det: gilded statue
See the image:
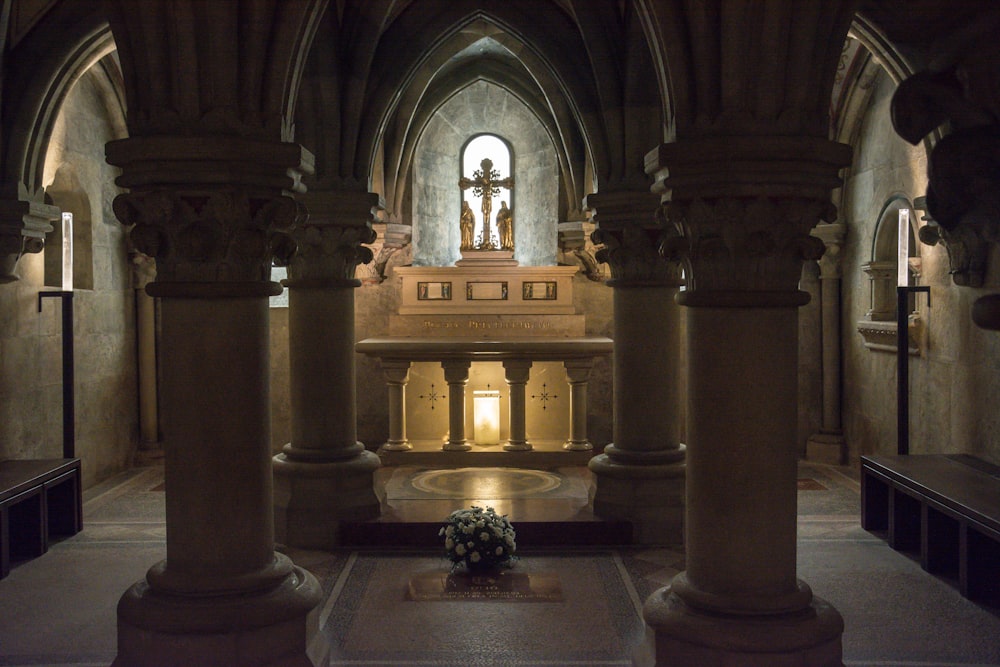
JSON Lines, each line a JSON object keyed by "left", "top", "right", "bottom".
{"left": 460, "top": 200, "right": 475, "bottom": 250}
{"left": 459, "top": 157, "right": 514, "bottom": 250}
{"left": 496, "top": 201, "right": 513, "bottom": 250}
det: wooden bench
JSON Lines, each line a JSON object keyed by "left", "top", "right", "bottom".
{"left": 861, "top": 454, "right": 1000, "bottom": 602}
{"left": 0, "top": 459, "right": 82, "bottom": 579}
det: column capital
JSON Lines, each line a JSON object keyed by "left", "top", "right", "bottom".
{"left": 646, "top": 136, "right": 850, "bottom": 307}
{"left": 502, "top": 358, "right": 532, "bottom": 384}
{"left": 588, "top": 190, "right": 684, "bottom": 287}
{"left": 284, "top": 190, "right": 379, "bottom": 286}
{"left": 379, "top": 358, "right": 411, "bottom": 384}
{"left": 564, "top": 358, "right": 594, "bottom": 383}
{"left": 442, "top": 359, "right": 471, "bottom": 383}
{"left": 107, "top": 137, "right": 313, "bottom": 296}
{"left": 0, "top": 195, "right": 60, "bottom": 282}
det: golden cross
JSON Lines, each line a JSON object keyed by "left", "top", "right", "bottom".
{"left": 459, "top": 158, "right": 514, "bottom": 250}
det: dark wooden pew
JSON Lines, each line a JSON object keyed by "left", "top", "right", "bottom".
{"left": 0, "top": 458, "right": 82, "bottom": 578}
{"left": 861, "top": 454, "right": 1000, "bottom": 602}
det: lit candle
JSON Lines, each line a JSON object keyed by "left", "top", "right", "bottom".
{"left": 897, "top": 208, "right": 909, "bottom": 287}
{"left": 473, "top": 390, "right": 500, "bottom": 445}
{"left": 61, "top": 212, "right": 73, "bottom": 291}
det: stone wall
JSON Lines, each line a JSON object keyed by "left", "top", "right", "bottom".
{"left": 411, "top": 80, "right": 558, "bottom": 267}
{"left": 0, "top": 68, "right": 137, "bottom": 487}
{"left": 841, "top": 69, "right": 1000, "bottom": 467}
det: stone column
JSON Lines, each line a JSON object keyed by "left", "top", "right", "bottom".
{"left": 502, "top": 359, "right": 532, "bottom": 451}
{"left": 807, "top": 223, "right": 847, "bottom": 465}
{"left": 442, "top": 359, "right": 471, "bottom": 451}
{"left": 273, "top": 190, "right": 381, "bottom": 549}
{"left": 104, "top": 2, "right": 327, "bottom": 663}
{"left": 642, "top": 145, "right": 851, "bottom": 666}
{"left": 586, "top": 190, "right": 686, "bottom": 544}
{"left": 380, "top": 360, "right": 412, "bottom": 451}
{"left": 562, "top": 359, "right": 594, "bottom": 451}
{"left": 132, "top": 253, "right": 162, "bottom": 463}
{"left": 635, "top": 2, "right": 857, "bottom": 663}
{"left": 107, "top": 139, "right": 321, "bottom": 667}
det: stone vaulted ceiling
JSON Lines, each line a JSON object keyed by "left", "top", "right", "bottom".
{"left": 293, "top": 0, "right": 662, "bottom": 222}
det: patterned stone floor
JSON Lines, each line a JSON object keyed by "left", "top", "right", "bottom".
{"left": 0, "top": 461, "right": 998, "bottom": 666}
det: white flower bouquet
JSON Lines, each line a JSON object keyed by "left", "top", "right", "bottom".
{"left": 439, "top": 505, "right": 517, "bottom": 571}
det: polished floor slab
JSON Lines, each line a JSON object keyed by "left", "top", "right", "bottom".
{"left": 0, "top": 461, "right": 998, "bottom": 666}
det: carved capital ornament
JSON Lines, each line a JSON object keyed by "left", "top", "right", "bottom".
{"left": 593, "top": 222, "right": 684, "bottom": 287}
{"left": 114, "top": 188, "right": 303, "bottom": 295}
{"left": 664, "top": 196, "right": 829, "bottom": 307}
{"left": 285, "top": 222, "right": 377, "bottom": 286}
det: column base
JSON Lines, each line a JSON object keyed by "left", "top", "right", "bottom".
{"left": 589, "top": 452, "right": 685, "bottom": 545}
{"left": 563, "top": 439, "right": 592, "bottom": 451}
{"left": 381, "top": 439, "right": 412, "bottom": 452}
{"left": 805, "top": 432, "right": 845, "bottom": 466}
{"left": 643, "top": 584, "right": 844, "bottom": 667}
{"left": 114, "top": 562, "right": 323, "bottom": 667}
{"left": 273, "top": 450, "right": 381, "bottom": 549}
{"left": 442, "top": 441, "right": 472, "bottom": 452}
{"left": 503, "top": 440, "right": 532, "bottom": 451}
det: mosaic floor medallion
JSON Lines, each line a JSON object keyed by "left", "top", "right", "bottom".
{"left": 410, "top": 467, "right": 563, "bottom": 499}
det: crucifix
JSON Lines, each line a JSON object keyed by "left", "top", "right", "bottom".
{"left": 459, "top": 157, "right": 514, "bottom": 250}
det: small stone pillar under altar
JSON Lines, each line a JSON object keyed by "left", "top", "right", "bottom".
{"left": 358, "top": 253, "right": 611, "bottom": 467}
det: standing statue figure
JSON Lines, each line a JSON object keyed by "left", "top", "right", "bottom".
{"left": 496, "top": 201, "right": 513, "bottom": 250}
{"left": 459, "top": 157, "right": 514, "bottom": 250}
{"left": 460, "top": 200, "right": 475, "bottom": 250}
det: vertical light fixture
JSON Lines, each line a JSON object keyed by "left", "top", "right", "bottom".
{"left": 897, "top": 208, "right": 909, "bottom": 287}
{"left": 473, "top": 390, "right": 500, "bottom": 445}
{"left": 61, "top": 212, "right": 73, "bottom": 291}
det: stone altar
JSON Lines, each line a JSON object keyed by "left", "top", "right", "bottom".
{"left": 361, "top": 258, "right": 610, "bottom": 460}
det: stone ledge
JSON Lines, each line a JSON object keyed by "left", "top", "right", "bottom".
{"left": 856, "top": 317, "right": 921, "bottom": 355}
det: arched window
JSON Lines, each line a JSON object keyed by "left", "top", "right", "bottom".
{"left": 460, "top": 134, "right": 513, "bottom": 251}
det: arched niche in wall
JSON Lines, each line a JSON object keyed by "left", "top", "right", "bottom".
{"left": 857, "top": 194, "right": 922, "bottom": 353}
{"left": 410, "top": 81, "right": 558, "bottom": 268}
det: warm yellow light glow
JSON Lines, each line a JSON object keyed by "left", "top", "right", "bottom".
{"left": 473, "top": 390, "right": 500, "bottom": 445}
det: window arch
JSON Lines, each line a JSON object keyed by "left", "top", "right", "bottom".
{"left": 460, "top": 134, "right": 513, "bottom": 250}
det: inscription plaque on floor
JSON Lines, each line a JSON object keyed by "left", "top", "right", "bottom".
{"left": 407, "top": 570, "right": 562, "bottom": 602}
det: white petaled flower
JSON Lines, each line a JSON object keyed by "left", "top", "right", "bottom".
{"left": 442, "top": 505, "right": 516, "bottom": 569}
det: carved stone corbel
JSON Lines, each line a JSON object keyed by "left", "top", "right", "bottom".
{"left": 890, "top": 10, "right": 1000, "bottom": 327}
{"left": 914, "top": 196, "right": 987, "bottom": 288}
{"left": 0, "top": 194, "right": 60, "bottom": 283}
